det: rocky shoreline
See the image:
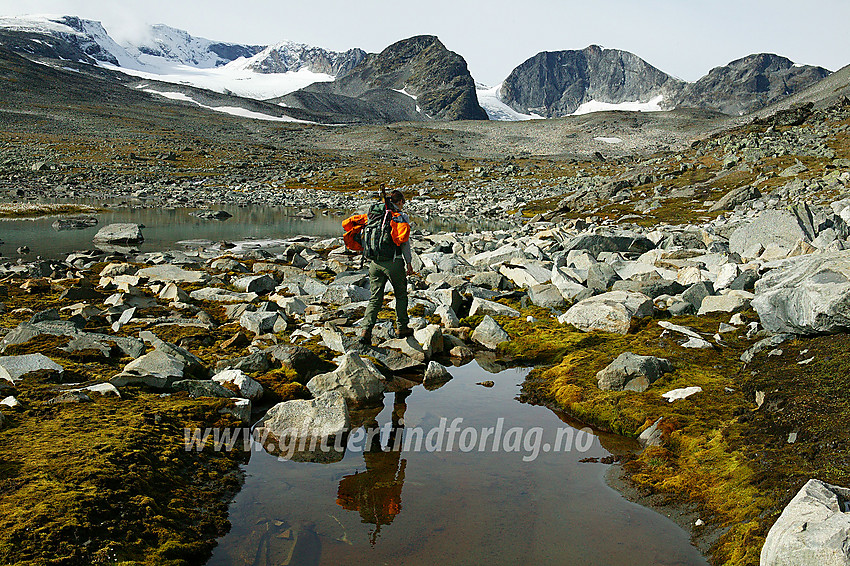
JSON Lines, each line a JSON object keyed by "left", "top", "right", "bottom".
{"left": 2, "top": 98, "right": 850, "bottom": 565}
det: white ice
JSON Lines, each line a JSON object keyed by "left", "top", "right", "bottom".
{"left": 572, "top": 95, "right": 665, "bottom": 115}
{"left": 476, "top": 83, "right": 544, "bottom": 121}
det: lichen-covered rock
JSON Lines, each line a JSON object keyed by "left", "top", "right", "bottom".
{"left": 596, "top": 352, "right": 673, "bottom": 392}
{"left": 560, "top": 291, "right": 653, "bottom": 334}
{"left": 92, "top": 223, "right": 144, "bottom": 244}
{"left": 728, "top": 209, "right": 810, "bottom": 257}
{"left": 760, "top": 479, "right": 850, "bottom": 566}
{"left": 137, "top": 264, "right": 207, "bottom": 284}
{"left": 0, "top": 353, "right": 64, "bottom": 384}
{"left": 254, "top": 391, "right": 349, "bottom": 462}
{"left": 307, "top": 352, "right": 386, "bottom": 405}
{"left": 752, "top": 250, "right": 850, "bottom": 334}
{"left": 469, "top": 297, "right": 520, "bottom": 318}
{"left": 232, "top": 274, "right": 277, "bottom": 295}
{"left": 239, "top": 311, "right": 286, "bottom": 335}
{"left": 111, "top": 350, "right": 185, "bottom": 388}
{"left": 471, "top": 315, "right": 510, "bottom": 350}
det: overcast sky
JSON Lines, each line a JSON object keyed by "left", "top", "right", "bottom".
{"left": 1, "top": 0, "right": 848, "bottom": 85}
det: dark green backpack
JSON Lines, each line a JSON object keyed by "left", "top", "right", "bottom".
{"left": 362, "top": 202, "right": 399, "bottom": 261}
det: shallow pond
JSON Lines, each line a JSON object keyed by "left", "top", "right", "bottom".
{"left": 208, "top": 361, "right": 707, "bottom": 566}
{"left": 0, "top": 203, "right": 497, "bottom": 260}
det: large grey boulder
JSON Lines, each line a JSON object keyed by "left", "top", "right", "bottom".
{"left": 500, "top": 262, "right": 550, "bottom": 288}
{"left": 469, "top": 245, "right": 524, "bottom": 268}
{"left": 560, "top": 291, "right": 653, "bottom": 334}
{"left": 321, "top": 285, "right": 370, "bottom": 305}
{"left": 470, "top": 271, "right": 510, "bottom": 290}
{"left": 414, "top": 325, "right": 443, "bottom": 357}
{"left": 139, "top": 331, "right": 208, "bottom": 379}
{"left": 110, "top": 350, "right": 185, "bottom": 388}
{"left": 254, "top": 391, "right": 349, "bottom": 462}
{"left": 552, "top": 266, "right": 588, "bottom": 301}
{"left": 189, "top": 287, "right": 258, "bottom": 303}
{"left": 93, "top": 223, "right": 144, "bottom": 244}
{"left": 0, "top": 320, "right": 144, "bottom": 358}
{"left": 215, "top": 351, "right": 273, "bottom": 374}
{"left": 469, "top": 297, "right": 520, "bottom": 318}
{"left": 528, "top": 283, "right": 567, "bottom": 309}
{"left": 698, "top": 291, "right": 752, "bottom": 315}
{"left": 728, "top": 210, "right": 810, "bottom": 257}
{"left": 137, "top": 264, "right": 207, "bottom": 284}
{"left": 240, "top": 311, "right": 286, "bottom": 335}
{"left": 320, "top": 327, "right": 358, "bottom": 354}
{"left": 232, "top": 274, "right": 277, "bottom": 295}
{"left": 596, "top": 352, "right": 673, "bottom": 392}
{"left": 752, "top": 250, "right": 850, "bottom": 334}
{"left": 760, "top": 479, "right": 850, "bottom": 566}
{"left": 0, "top": 354, "right": 64, "bottom": 384}
{"left": 307, "top": 352, "right": 386, "bottom": 405}
{"left": 708, "top": 185, "right": 761, "bottom": 212}
{"left": 379, "top": 337, "right": 426, "bottom": 363}
{"left": 563, "top": 234, "right": 655, "bottom": 257}
{"left": 471, "top": 315, "right": 511, "bottom": 350}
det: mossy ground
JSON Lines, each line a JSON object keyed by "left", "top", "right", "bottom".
{"left": 506, "top": 304, "right": 850, "bottom": 566}
{"left": 0, "top": 276, "right": 326, "bottom": 565}
{"left": 0, "top": 388, "right": 247, "bottom": 566}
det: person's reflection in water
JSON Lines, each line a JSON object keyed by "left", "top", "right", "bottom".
{"left": 336, "top": 390, "right": 410, "bottom": 546}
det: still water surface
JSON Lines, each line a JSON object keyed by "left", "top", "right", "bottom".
{"left": 208, "top": 361, "right": 707, "bottom": 566}
{"left": 0, "top": 203, "right": 495, "bottom": 259}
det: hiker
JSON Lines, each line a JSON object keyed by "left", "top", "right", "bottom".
{"left": 359, "top": 189, "right": 413, "bottom": 345}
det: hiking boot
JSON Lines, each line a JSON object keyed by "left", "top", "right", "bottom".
{"left": 358, "top": 327, "right": 372, "bottom": 345}
{"left": 396, "top": 325, "right": 413, "bottom": 338}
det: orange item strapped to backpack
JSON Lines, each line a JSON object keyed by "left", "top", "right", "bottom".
{"left": 390, "top": 214, "right": 410, "bottom": 246}
{"left": 342, "top": 213, "right": 368, "bottom": 252}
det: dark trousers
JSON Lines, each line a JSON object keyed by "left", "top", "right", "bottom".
{"left": 362, "top": 258, "right": 409, "bottom": 330}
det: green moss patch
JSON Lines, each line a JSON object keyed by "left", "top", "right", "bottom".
{"left": 516, "top": 309, "right": 850, "bottom": 566}
{"left": 0, "top": 391, "right": 247, "bottom": 565}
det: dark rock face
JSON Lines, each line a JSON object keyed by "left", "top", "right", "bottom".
{"left": 247, "top": 43, "right": 367, "bottom": 76}
{"left": 0, "top": 19, "right": 115, "bottom": 66}
{"left": 500, "top": 45, "right": 684, "bottom": 117}
{"left": 675, "top": 53, "right": 831, "bottom": 116}
{"left": 302, "top": 35, "right": 487, "bottom": 121}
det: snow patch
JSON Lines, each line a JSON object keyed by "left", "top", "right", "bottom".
{"left": 141, "top": 89, "right": 313, "bottom": 123}
{"left": 594, "top": 137, "right": 623, "bottom": 144}
{"left": 110, "top": 63, "right": 333, "bottom": 100}
{"left": 393, "top": 88, "right": 418, "bottom": 100}
{"left": 572, "top": 95, "right": 665, "bottom": 115}
{"left": 662, "top": 386, "right": 703, "bottom": 403}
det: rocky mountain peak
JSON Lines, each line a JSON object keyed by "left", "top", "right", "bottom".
{"left": 500, "top": 46, "right": 684, "bottom": 118}
{"left": 675, "top": 53, "right": 831, "bottom": 115}
{"left": 246, "top": 41, "right": 366, "bottom": 77}
{"left": 300, "top": 34, "right": 487, "bottom": 121}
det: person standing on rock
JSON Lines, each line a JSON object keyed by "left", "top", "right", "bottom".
{"left": 359, "top": 189, "right": 414, "bottom": 345}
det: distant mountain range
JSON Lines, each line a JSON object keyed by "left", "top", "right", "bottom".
{"left": 0, "top": 14, "right": 837, "bottom": 124}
